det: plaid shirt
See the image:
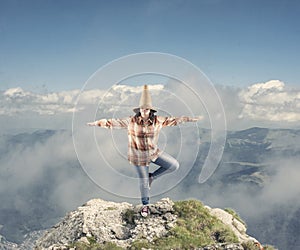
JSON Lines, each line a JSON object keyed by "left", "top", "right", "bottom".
{"left": 96, "top": 115, "right": 196, "bottom": 166}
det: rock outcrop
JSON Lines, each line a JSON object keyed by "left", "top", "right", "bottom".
{"left": 35, "top": 198, "right": 265, "bottom": 250}
{"left": 205, "top": 207, "right": 257, "bottom": 244}
{"left": 35, "top": 198, "right": 176, "bottom": 249}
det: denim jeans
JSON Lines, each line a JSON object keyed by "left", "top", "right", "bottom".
{"left": 135, "top": 151, "right": 179, "bottom": 205}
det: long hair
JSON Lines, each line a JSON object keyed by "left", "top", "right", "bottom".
{"left": 134, "top": 110, "right": 156, "bottom": 122}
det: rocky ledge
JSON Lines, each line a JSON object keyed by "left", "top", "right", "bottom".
{"left": 35, "top": 198, "right": 271, "bottom": 250}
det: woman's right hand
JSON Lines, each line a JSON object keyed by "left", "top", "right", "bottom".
{"left": 87, "top": 121, "right": 98, "bottom": 126}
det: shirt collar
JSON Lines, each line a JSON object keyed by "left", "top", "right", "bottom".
{"left": 137, "top": 116, "right": 153, "bottom": 125}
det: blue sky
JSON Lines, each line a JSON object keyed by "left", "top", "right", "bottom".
{"left": 0, "top": 0, "right": 300, "bottom": 91}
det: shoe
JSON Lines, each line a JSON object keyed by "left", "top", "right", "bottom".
{"left": 140, "top": 205, "right": 150, "bottom": 217}
{"left": 149, "top": 173, "right": 154, "bottom": 189}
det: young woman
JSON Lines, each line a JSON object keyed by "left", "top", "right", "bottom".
{"left": 87, "top": 85, "right": 200, "bottom": 217}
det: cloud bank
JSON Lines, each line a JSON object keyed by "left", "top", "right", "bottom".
{"left": 0, "top": 80, "right": 299, "bottom": 133}
{"left": 238, "top": 80, "right": 300, "bottom": 123}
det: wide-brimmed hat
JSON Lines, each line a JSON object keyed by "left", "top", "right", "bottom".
{"left": 133, "top": 85, "right": 157, "bottom": 113}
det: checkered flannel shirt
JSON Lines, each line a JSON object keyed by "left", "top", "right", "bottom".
{"left": 96, "top": 115, "right": 196, "bottom": 166}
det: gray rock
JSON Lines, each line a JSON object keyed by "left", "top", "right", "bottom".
{"left": 197, "top": 243, "right": 244, "bottom": 249}
{"left": 35, "top": 198, "right": 177, "bottom": 249}
{"left": 35, "top": 198, "right": 264, "bottom": 250}
{"left": 205, "top": 206, "right": 260, "bottom": 246}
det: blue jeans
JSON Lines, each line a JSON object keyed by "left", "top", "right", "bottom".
{"left": 135, "top": 151, "right": 179, "bottom": 205}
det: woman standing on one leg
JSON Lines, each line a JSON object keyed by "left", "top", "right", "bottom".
{"left": 87, "top": 85, "right": 200, "bottom": 217}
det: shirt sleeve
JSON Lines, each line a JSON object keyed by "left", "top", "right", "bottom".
{"left": 157, "top": 116, "right": 198, "bottom": 127}
{"left": 96, "top": 117, "right": 130, "bottom": 129}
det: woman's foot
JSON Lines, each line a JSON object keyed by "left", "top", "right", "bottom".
{"left": 148, "top": 173, "right": 154, "bottom": 189}
{"left": 140, "top": 205, "right": 150, "bottom": 217}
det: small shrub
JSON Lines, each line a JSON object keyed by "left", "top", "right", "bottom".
{"left": 69, "top": 241, "right": 101, "bottom": 250}
{"left": 242, "top": 241, "right": 261, "bottom": 250}
{"left": 130, "top": 239, "right": 151, "bottom": 249}
{"left": 105, "top": 207, "right": 117, "bottom": 211}
{"left": 211, "top": 225, "right": 238, "bottom": 243}
{"left": 69, "top": 237, "right": 123, "bottom": 250}
{"left": 101, "top": 242, "right": 124, "bottom": 250}
{"left": 224, "top": 208, "right": 246, "bottom": 226}
{"left": 87, "top": 236, "right": 97, "bottom": 245}
{"left": 263, "top": 245, "right": 276, "bottom": 250}
{"left": 122, "top": 209, "right": 136, "bottom": 225}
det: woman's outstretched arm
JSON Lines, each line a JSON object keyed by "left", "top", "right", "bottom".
{"left": 87, "top": 117, "right": 130, "bottom": 129}
{"left": 158, "top": 116, "right": 203, "bottom": 127}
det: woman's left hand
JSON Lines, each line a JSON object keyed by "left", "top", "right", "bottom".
{"left": 190, "top": 116, "right": 203, "bottom": 122}
{"left": 87, "top": 121, "right": 98, "bottom": 126}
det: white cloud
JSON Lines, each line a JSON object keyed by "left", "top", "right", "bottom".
{"left": 1, "top": 87, "right": 81, "bottom": 115}
{"left": 0, "top": 85, "right": 166, "bottom": 116}
{"left": 1, "top": 81, "right": 300, "bottom": 132}
{"left": 0, "top": 84, "right": 169, "bottom": 132}
{"left": 238, "top": 80, "right": 300, "bottom": 122}
{"left": 260, "top": 157, "right": 300, "bottom": 206}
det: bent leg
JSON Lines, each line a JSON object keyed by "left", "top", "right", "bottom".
{"left": 135, "top": 165, "right": 149, "bottom": 205}
{"left": 151, "top": 151, "right": 179, "bottom": 180}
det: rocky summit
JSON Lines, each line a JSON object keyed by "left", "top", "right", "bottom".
{"left": 34, "top": 198, "right": 269, "bottom": 250}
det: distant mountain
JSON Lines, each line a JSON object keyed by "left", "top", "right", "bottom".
{"left": 184, "top": 127, "right": 300, "bottom": 250}
{"left": 187, "top": 127, "right": 300, "bottom": 187}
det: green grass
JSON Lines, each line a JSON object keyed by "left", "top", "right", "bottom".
{"left": 69, "top": 237, "right": 123, "bottom": 250}
{"left": 130, "top": 200, "right": 239, "bottom": 249}
{"left": 69, "top": 200, "right": 276, "bottom": 250}
{"left": 105, "top": 206, "right": 117, "bottom": 211}
{"left": 242, "top": 241, "right": 261, "bottom": 250}
{"left": 263, "top": 245, "right": 276, "bottom": 250}
{"left": 242, "top": 241, "right": 275, "bottom": 250}
{"left": 242, "top": 241, "right": 276, "bottom": 250}
{"left": 122, "top": 208, "right": 136, "bottom": 225}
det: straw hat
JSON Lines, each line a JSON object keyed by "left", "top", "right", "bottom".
{"left": 133, "top": 85, "right": 157, "bottom": 113}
